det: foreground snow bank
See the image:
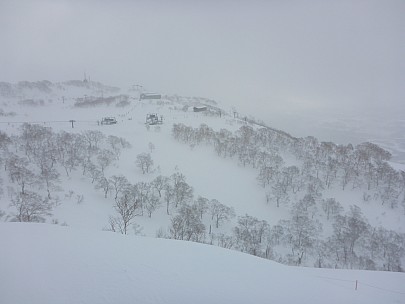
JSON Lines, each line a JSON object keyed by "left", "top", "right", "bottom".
{"left": 1, "top": 223, "right": 404, "bottom": 304}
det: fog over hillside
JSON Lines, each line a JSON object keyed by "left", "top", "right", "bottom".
{"left": 1, "top": 1, "right": 404, "bottom": 110}
{"left": 0, "top": 0, "right": 404, "bottom": 302}
{"left": 0, "top": 79, "right": 404, "bottom": 269}
{"left": 1, "top": 0, "right": 403, "bottom": 161}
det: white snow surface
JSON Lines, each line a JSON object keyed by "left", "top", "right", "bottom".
{"left": 1, "top": 222, "right": 404, "bottom": 304}
{"left": 1, "top": 81, "right": 405, "bottom": 303}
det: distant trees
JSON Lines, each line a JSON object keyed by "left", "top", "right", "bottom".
{"left": 281, "top": 213, "right": 322, "bottom": 265}
{"left": 327, "top": 205, "right": 370, "bottom": 268}
{"left": 0, "top": 131, "right": 11, "bottom": 153}
{"left": 268, "top": 181, "right": 289, "bottom": 208}
{"left": 167, "top": 122, "right": 405, "bottom": 269}
{"left": 370, "top": 227, "right": 405, "bottom": 272}
{"left": 322, "top": 198, "right": 343, "bottom": 221}
{"left": 257, "top": 166, "right": 275, "bottom": 188}
{"left": 171, "top": 122, "right": 405, "bottom": 214}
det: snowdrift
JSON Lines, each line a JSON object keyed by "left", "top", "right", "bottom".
{"left": 1, "top": 223, "right": 404, "bottom": 304}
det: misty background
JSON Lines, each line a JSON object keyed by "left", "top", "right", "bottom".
{"left": 1, "top": 0, "right": 404, "bottom": 158}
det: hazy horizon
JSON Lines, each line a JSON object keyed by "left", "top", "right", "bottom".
{"left": 1, "top": 0, "right": 404, "bottom": 145}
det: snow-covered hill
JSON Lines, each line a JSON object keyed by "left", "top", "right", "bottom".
{"left": 0, "top": 80, "right": 404, "bottom": 273}
{"left": 1, "top": 223, "right": 404, "bottom": 304}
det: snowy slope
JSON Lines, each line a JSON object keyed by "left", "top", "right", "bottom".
{"left": 1, "top": 223, "right": 404, "bottom": 304}
{"left": 0, "top": 80, "right": 404, "bottom": 271}
{"left": 0, "top": 80, "right": 401, "bottom": 233}
{"left": 0, "top": 82, "right": 289, "bottom": 233}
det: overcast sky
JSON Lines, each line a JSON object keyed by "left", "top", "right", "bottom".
{"left": 1, "top": 0, "right": 404, "bottom": 124}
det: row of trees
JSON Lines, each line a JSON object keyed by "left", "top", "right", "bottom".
{"left": 0, "top": 124, "right": 131, "bottom": 222}
{"left": 97, "top": 171, "right": 236, "bottom": 236}
{"left": 170, "top": 123, "right": 405, "bottom": 271}
{"left": 172, "top": 123, "right": 405, "bottom": 213}
{"left": 156, "top": 202, "right": 405, "bottom": 272}
{"left": 1, "top": 123, "right": 404, "bottom": 271}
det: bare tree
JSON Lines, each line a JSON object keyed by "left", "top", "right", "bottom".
{"left": 292, "top": 193, "right": 319, "bottom": 220}
{"left": 173, "top": 180, "right": 193, "bottom": 208}
{"left": 322, "top": 198, "right": 343, "bottom": 221}
{"left": 109, "top": 175, "right": 130, "bottom": 201}
{"left": 82, "top": 130, "right": 105, "bottom": 152}
{"left": 97, "top": 149, "right": 115, "bottom": 173}
{"left": 134, "top": 182, "right": 151, "bottom": 215}
{"left": 95, "top": 176, "right": 110, "bottom": 198}
{"left": 107, "top": 135, "right": 131, "bottom": 159}
{"left": 257, "top": 166, "right": 275, "bottom": 188}
{"left": 171, "top": 172, "right": 185, "bottom": 186}
{"left": 164, "top": 183, "right": 175, "bottom": 215}
{"left": 169, "top": 204, "right": 206, "bottom": 242}
{"left": 215, "top": 233, "right": 235, "bottom": 249}
{"left": 322, "top": 157, "right": 338, "bottom": 189}
{"left": 7, "top": 154, "right": 39, "bottom": 194}
{"left": 9, "top": 190, "right": 53, "bottom": 222}
{"left": 378, "top": 164, "right": 401, "bottom": 208}
{"left": 209, "top": 199, "right": 235, "bottom": 228}
{"left": 0, "top": 131, "right": 11, "bottom": 153}
{"left": 169, "top": 172, "right": 193, "bottom": 208}
{"left": 370, "top": 227, "right": 404, "bottom": 271}
{"left": 136, "top": 152, "right": 154, "bottom": 174}
{"left": 281, "top": 214, "right": 322, "bottom": 266}
{"left": 55, "top": 131, "right": 84, "bottom": 176}
{"left": 19, "top": 123, "right": 53, "bottom": 161}
{"left": 86, "top": 162, "right": 103, "bottom": 183}
{"left": 269, "top": 181, "right": 289, "bottom": 208}
{"left": 233, "top": 214, "right": 269, "bottom": 256}
{"left": 144, "top": 191, "right": 161, "bottom": 218}
{"left": 109, "top": 188, "right": 142, "bottom": 234}
{"left": 330, "top": 205, "right": 370, "bottom": 268}
{"left": 194, "top": 196, "right": 209, "bottom": 219}
{"left": 41, "top": 165, "right": 61, "bottom": 199}
{"left": 151, "top": 175, "right": 169, "bottom": 197}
